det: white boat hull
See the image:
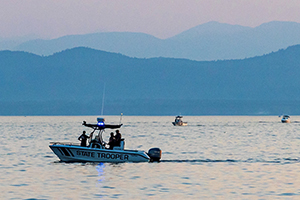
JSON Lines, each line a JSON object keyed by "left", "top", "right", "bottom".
{"left": 172, "top": 122, "right": 188, "bottom": 126}
{"left": 281, "top": 119, "right": 291, "bottom": 123}
{"left": 49, "top": 143, "right": 150, "bottom": 163}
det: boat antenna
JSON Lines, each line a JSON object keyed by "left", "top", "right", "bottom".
{"left": 119, "top": 113, "right": 123, "bottom": 124}
{"left": 101, "top": 83, "right": 106, "bottom": 116}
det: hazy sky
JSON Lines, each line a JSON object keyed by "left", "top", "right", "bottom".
{"left": 1, "top": 0, "right": 300, "bottom": 39}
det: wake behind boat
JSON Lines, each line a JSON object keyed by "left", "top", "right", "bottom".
{"left": 49, "top": 118, "right": 161, "bottom": 163}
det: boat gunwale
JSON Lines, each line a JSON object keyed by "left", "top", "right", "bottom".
{"left": 49, "top": 143, "right": 147, "bottom": 154}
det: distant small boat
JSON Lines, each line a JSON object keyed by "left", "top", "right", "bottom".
{"left": 172, "top": 115, "right": 187, "bottom": 126}
{"left": 281, "top": 115, "right": 290, "bottom": 123}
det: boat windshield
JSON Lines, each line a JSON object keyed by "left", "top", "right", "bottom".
{"left": 88, "top": 129, "right": 105, "bottom": 145}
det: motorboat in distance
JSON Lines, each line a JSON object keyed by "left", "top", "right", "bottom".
{"left": 281, "top": 115, "right": 291, "bottom": 123}
{"left": 49, "top": 118, "right": 161, "bottom": 163}
{"left": 172, "top": 115, "right": 187, "bottom": 126}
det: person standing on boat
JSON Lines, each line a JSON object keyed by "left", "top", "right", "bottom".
{"left": 78, "top": 131, "right": 90, "bottom": 147}
{"left": 115, "top": 130, "right": 122, "bottom": 146}
{"left": 108, "top": 132, "right": 115, "bottom": 149}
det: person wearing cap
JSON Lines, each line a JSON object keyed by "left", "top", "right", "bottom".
{"left": 78, "top": 131, "right": 90, "bottom": 147}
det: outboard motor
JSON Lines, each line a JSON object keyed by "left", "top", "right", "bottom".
{"left": 147, "top": 148, "right": 162, "bottom": 162}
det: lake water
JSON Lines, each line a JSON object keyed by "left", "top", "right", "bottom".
{"left": 1, "top": 115, "right": 300, "bottom": 199}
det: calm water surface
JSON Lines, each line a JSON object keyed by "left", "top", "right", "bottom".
{"left": 1, "top": 116, "right": 300, "bottom": 199}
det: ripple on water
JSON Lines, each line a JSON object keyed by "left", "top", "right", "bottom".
{"left": 1, "top": 116, "right": 300, "bottom": 199}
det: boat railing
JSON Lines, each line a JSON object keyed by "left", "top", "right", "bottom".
{"left": 50, "top": 142, "right": 80, "bottom": 146}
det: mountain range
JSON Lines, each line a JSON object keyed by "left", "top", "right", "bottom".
{"left": 1, "top": 45, "right": 300, "bottom": 115}
{"left": 2, "top": 21, "right": 300, "bottom": 61}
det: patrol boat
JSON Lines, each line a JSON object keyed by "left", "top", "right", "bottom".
{"left": 49, "top": 118, "right": 162, "bottom": 163}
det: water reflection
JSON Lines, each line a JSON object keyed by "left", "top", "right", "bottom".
{"left": 2, "top": 116, "right": 300, "bottom": 199}
{"left": 96, "top": 162, "right": 105, "bottom": 183}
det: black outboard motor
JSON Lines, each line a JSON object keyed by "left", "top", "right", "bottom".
{"left": 147, "top": 148, "right": 162, "bottom": 162}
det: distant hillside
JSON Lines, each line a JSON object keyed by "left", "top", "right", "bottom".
{"left": 14, "top": 32, "right": 163, "bottom": 58}
{"left": 1, "top": 45, "right": 300, "bottom": 115}
{"left": 11, "top": 21, "right": 300, "bottom": 61}
{"left": 0, "top": 35, "right": 39, "bottom": 51}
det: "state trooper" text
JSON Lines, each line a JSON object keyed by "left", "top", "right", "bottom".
{"left": 76, "top": 151, "right": 129, "bottom": 160}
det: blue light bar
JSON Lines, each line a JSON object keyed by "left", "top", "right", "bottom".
{"left": 97, "top": 122, "right": 105, "bottom": 127}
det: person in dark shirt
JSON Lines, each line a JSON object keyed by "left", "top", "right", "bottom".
{"left": 108, "top": 132, "right": 115, "bottom": 149}
{"left": 78, "top": 131, "right": 90, "bottom": 147}
{"left": 115, "top": 130, "right": 122, "bottom": 146}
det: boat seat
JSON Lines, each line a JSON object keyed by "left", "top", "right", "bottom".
{"left": 90, "top": 139, "right": 103, "bottom": 148}
{"left": 91, "top": 143, "right": 101, "bottom": 148}
{"left": 113, "top": 139, "right": 125, "bottom": 150}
